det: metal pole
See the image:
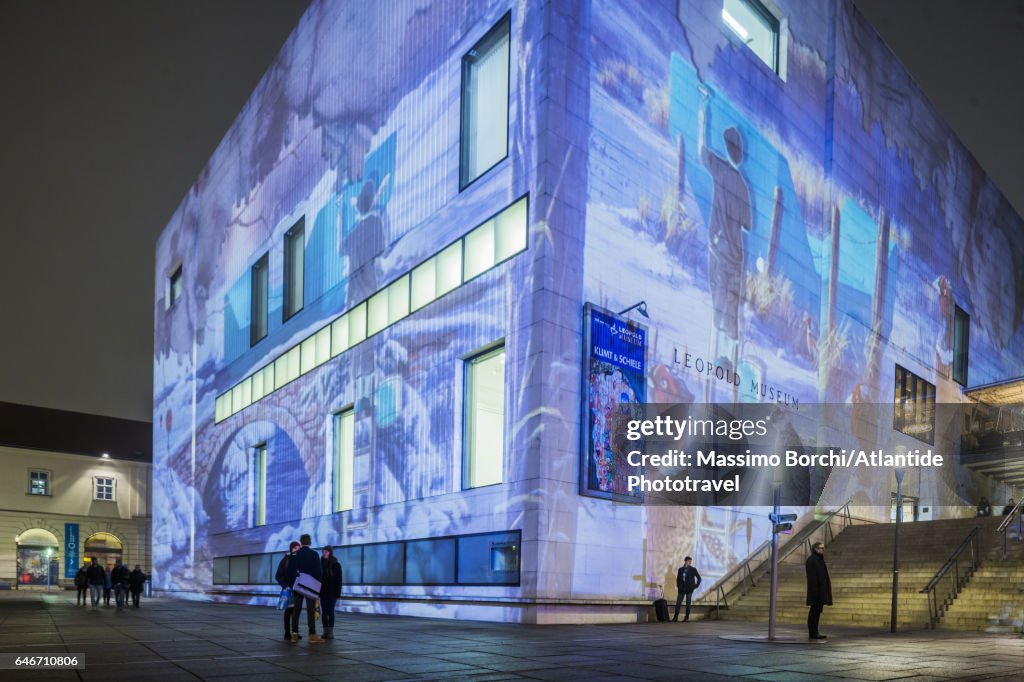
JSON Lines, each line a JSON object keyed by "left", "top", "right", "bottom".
{"left": 891, "top": 468, "right": 905, "bottom": 632}
{"left": 768, "top": 482, "right": 781, "bottom": 641}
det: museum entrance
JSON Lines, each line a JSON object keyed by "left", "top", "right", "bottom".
{"left": 15, "top": 528, "right": 60, "bottom": 588}
{"left": 83, "top": 532, "right": 123, "bottom": 570}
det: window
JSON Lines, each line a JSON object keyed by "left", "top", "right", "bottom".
{"left": 894, "top": 365, "right": 935, "bottom": 445}
{"left": 460, "top": 13, "right": 510, "bottom": 188}
{"left": 283, "top": 219, "right": 304, "bottom": 321}
{"left": 167, "top": 264, "right": 183, "bottom": 309}
{"left": 722, "top": 0, "right": 780, "bottom": 73}
{"left": 94, "top": 476, "right": 115, "bottom": 501}
{"left": 953, "top": 306, "right": 969, "bottom": 386}
{"left": 254, "top": 444, "right": 267, "bottom": 527}
{"left": 28, "top": 470, "right": 49, "bottom": 496}
{"left": 332, "top": 408, "right": 354, "bottom": 513}
{"left": 250, "top": 253, "right": 269, "bottom": 346}
{"left": 464, "top": 345, "right": 506, "bottom": 488}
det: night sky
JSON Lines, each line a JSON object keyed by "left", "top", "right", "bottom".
{"left": 1, "top": 1, "right": 1021, "bottom": 424}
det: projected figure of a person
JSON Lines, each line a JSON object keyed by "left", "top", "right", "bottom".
{"left": 698, "top": 87, "right": 752, "bottom": 374}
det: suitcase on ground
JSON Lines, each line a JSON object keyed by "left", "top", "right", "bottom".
{"left": 654, "top": 598, "right": 669, "bottom": 622}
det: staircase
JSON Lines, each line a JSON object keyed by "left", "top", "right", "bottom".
{"left": 939, "top": 518, "right": 1024, "bottom": 633}
{"left": 718, "top": 516, "right": 1011, "bottom": 631}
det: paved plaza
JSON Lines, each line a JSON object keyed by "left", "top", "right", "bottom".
{"left": 0, "top": 590, "right": 1021, "bottom": 681}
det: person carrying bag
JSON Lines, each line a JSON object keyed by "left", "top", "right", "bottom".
{"left": 275, "top": 541, "right": 301, "bottom": 640}
{"left": 285, "top": 534, "right": 324, "bottom": 643}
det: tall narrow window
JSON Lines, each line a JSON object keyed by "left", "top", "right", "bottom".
{"left": 894, "top": 365, "right": 935, "bottom": 445}
{"left": 168, "top": 264, "right": 183, "bottom": 309}
{"left": 460, "top": 14, "right": 510, "bottom": 189}
{"left": 251, "top": 253, "right": 269, "bottom": 346}
{"left": 28, "top": 470, "right": 50, "bottom": 495}
{"left": 722, "top": 0, "right": 780, "bottom": 73}
{"left": 953, "top": 306, "right": 970, "bottom": 386}
{"left": 333, "top": 409, "right": 355, "bottom": 513}
{"left": 254, "top": 444, "right": 267, "bottom": 527}
{"left": 283, "top": 219, "right": 305, "bottom": 321}
{"left": 464, "top": 345, "right": 506, "bottom": 488}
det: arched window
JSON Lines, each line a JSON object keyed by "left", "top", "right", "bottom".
{"left": 83, "top": 532, "right": 123, "bottom": 571}
{"left": 15, "top": 528, "right": 59, "bottom": 587}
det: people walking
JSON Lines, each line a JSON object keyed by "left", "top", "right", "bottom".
{"left": 320, "top": 545, "right": 343, "bottom": 639}
{"left": 286, "top": 534, "right": 324, "bottom": 643}
{"left": 672, "top": 556, "right": 702, "bottom": 622}
{"left": 977, "top": 496, "right": 993, "bottom": 517}
{"left": 74, "top": 565, "right": 89, "bottom": 606}
{"left": 805, "top": 542, "right": 832, "bottom": 640}
{"left": 103, "top": 564, "right": 112, "bottom": 606}
{"left": 112, "top": 560, "right": 130, "bottom": 611}
{"left": 275, "top": 541, "right": 301, "bottom": 640}
{"left": 86, "top": 559, "right": 105, "bottom": 607}
{"left": 129, "top": 565, "right": 147, "bottom": 608}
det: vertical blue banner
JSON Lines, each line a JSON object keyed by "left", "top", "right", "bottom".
{"left": 64, "top": 523, "right": 79, "bottom": 578}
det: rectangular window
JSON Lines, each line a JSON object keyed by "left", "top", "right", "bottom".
{"left": 283, "top": 219, "right": 305, "bottom": 321}
{"left": 94, "top": 476, "right": 115, "bottom": 501}
{"left": 254, "top": 444, "right": 267, "bottom": 527}
{"left": 464, "top": 345, "right": 506, "bottom": 488}
{"left": 953, "top": 306, "right": 969, "bottom": 386}
{"left": 894, "top": 365, "right": 935, "bottom": 445}
{"left": 168, "top": 264, "right": 183, "bottom": 309}
{"left": 722, "top": 0, "right": 780, "bottom": 73}
{"left": 333, "top": 408, "right": 355, "bottom": 513}
{"left": 250, "top": 253, "right": 269, "bottom": 345}
{"left": 28, "top": 470, "right": 49, "bottom": 496}
{"left": 460, "top": 13, "right": 510, "bottom": 188}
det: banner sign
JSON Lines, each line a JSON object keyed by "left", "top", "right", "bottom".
{"left": 580, "top": 303, "right": 647, "bottom": 501}
{"left": 64, "top": 523, "right": 79, "bottom": 578}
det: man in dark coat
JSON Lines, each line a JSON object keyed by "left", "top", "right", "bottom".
{"left": 128, "top": 566, "right": 147, "bottom": 608}
{"left": 286, "top": 534, "right": 324, "bottom": 643}
{"left": 275, "top": 541, "right": 301, "bottom": 640}
{"left": 672, "top": 556, "right": 702, "bottom": 622}
{"left": 86, "top": 559, "right": 105, "bottom": 608}
{"left": 805, "top": 542, "right": 832, "bottom": 640}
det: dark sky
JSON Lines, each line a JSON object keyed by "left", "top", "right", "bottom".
{"left": 1, "top": 1, "right": 1021, "bottom": 423}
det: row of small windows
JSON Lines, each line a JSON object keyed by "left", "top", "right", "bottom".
{"left": 213, "top": 530, "right": 521, "bottom": 587}
{"left": 215, "top": 196, "right": 527, "bottom": 423}
{"left": 27, "top": 470, "right": 116, "bottom": 501}
{"left": 250, "top": 343, "right": 506, "bottom": 531}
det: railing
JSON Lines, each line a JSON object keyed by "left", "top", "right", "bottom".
{"left": 920, "top": 527, "right": 979, "bottom": 628}
{"left": 996, "top": 497, "right": 1024, "bottom": 557}
{"left": 698, "top": 500, "right": 863, "bottom": 619}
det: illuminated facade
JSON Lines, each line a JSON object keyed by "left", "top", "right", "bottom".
{"left": 154, "top": 0, "right": 1024, "bottom": 622}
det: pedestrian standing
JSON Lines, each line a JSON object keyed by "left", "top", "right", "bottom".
{"left": 320, "top": 546, "right": 343, "bottom": 639}
{"left": 672, "top": 556, "right": 702, "bottom": 622}
{"left": 805, "top": 542, "right": 832, "bottom": 640}
{"left": 129, "top": 566, "right": 147, "bottom": 608}
{"left": 275, "top": 541, "right": 301, "bottom": 640}
{"left": 286, "top": 534, "right": 324, "bottom": 643}
{"left": 87, "top": 559, "right": 104, "bottom": 607}
{"left": 74, "top": 566, "right": 89, "bottom": 606}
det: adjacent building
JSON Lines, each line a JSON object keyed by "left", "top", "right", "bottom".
{"left": 153, "top": 0, "right": 1023, "bottom": 622}
{"left": 0, "top": 402, "right": 152, "bottom": 587}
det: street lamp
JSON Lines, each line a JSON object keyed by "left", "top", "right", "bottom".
{"left": 617, "top": 301, "right": 650, "bottom": 319}
{"left": 891, "top": 467, "right": 906, "bottom": 632}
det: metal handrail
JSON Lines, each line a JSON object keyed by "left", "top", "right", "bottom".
{"left": 920, "top": 527, "right": 979, "bottom": 628}
{"left": 698, "top": 500, "right": 858, "bottom": 617}
{"left": 996, "top": 497, "right": 1024, "bottom": 556}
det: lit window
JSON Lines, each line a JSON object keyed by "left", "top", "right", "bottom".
{"left": 411, "top": 258, "right": 437, "bottom": 311}
{"left": 464, "top": 219, "right": 496, "bottom": 280}
{"left": 953, "top": 306, "right": 969, "bottom": 386}
{"left": 460, "top": 14, "right": 510, "bottom": 188}
{"left": 464, "top": 345, "right": 506, "bottom": 488}
{"left": 250, "top": 253, "right": 269, "bottom": 346}
{"left": 333, "top": 409, "right": 355, "bottom": 513}
{"left": 284, "top": 219, "right": 304, "bottom": 321}
{"left": 894, "top": 365, "right": 935, "bottom": 445}
{"left": 722, "top": 0, "right": 780, "bottom": 73}
{"left": 94, "top": 476, "right": 115, "bottom": 501}
{"left": 254, "top": 444, "right": 267, "bottom": 527}
{"left": 29, "top": 470, "right": 49, "bottom": 496}
{"left": 168, "top": 264, "right": 183, "bottom": 309}
{"left": 436, "top": 243, "right": 463, "bottom": 297}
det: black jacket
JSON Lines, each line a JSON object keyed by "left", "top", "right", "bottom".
{"left": 86, "top": 563, "right": 105, "bottom": 586}
{"left": 285, "top": 546, "right": 322, "bottom": 586}
{"left": 112, "top": 565, "right": 131, "bottom": 587}
{"left": 321, "top": 556, "right": 343, "bottom": 599}
{"left": 805, "top": 552, "right": 833, "bottom": 606}
{"left": 676, "top": 565, "right": 702, "bottom": 593}
{"left": 74, "top": 568, "right": 88, "bottom": 588}
{"left": 129, "top": 569, "right": 147, "bottom": 593}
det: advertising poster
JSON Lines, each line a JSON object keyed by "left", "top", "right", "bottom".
{"left": 581, "top": 303, "right": 647, "bottom": 501}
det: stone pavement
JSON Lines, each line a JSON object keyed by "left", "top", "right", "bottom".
{"left": 0, "top": 590, "right": 1022, "bottom": 681}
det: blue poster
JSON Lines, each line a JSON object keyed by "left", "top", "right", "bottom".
{"left": 64, "top": 523, "right": 79, "bottom": 578}
{"left": 582, "top": 304, "right": 647, "bottom": 500}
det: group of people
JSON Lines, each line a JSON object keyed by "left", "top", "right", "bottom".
{"left": 976, "top": 496, "right": 1018, "bottom": 517}
{"left": 74, "top": 559, "right": 148, "bottom": 610}
{"left": 275, "top": 534, "right": 342, "bottom": 643}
